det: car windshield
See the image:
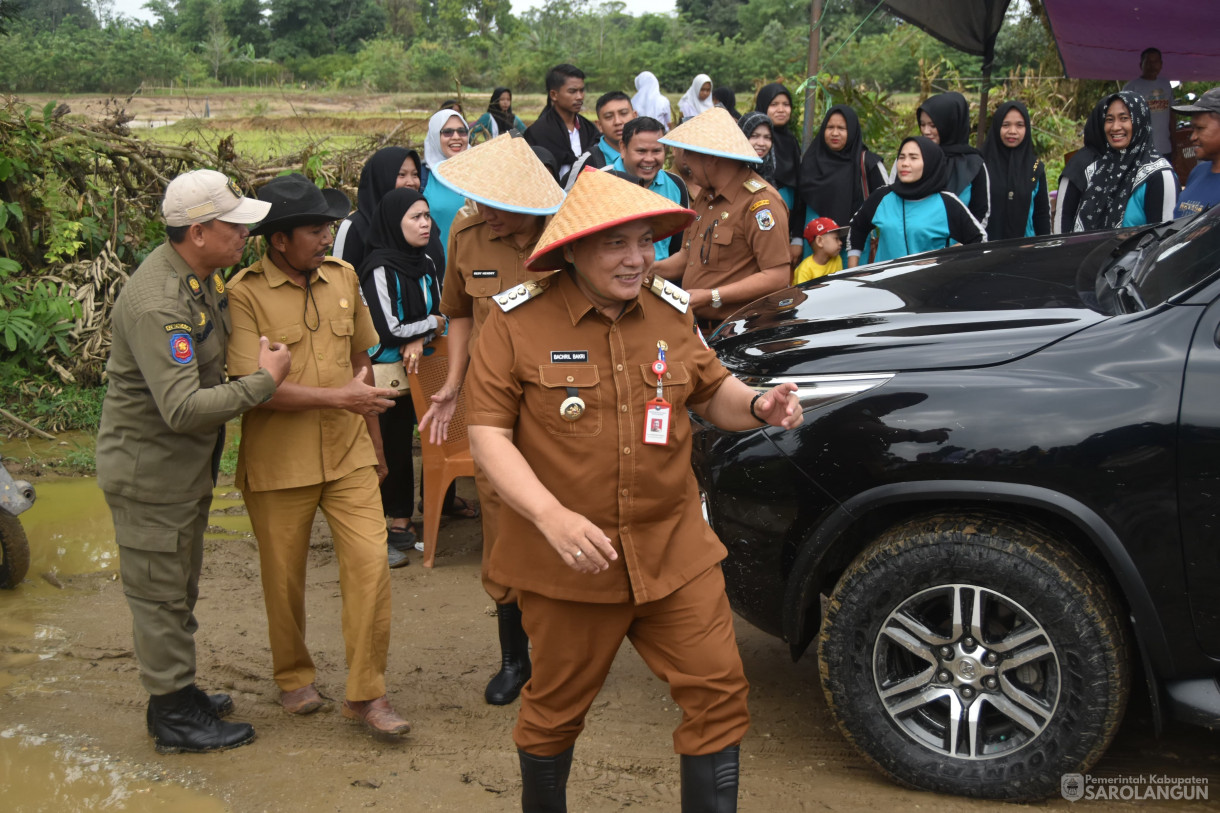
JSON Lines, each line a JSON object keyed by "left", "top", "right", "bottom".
{"left": 1129, "top": 209, "right": 1220, "bottom": 307}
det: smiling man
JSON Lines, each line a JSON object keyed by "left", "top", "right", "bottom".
{"left": 465, "top": 169, "right": 802, "bottom": 812}
{"left": 610, "top": 116, "right": 689, "bottom": 260}
{"left": 225, "top": 173, "right": 412, "bottom": 741}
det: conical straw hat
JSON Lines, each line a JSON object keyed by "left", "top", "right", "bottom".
{"left": 526, "top": 169, "right": 696, "bottom": 271}
{"left": 431, "top": 133, "right": 565, "bottom": 215}
{"left": 659, "top": 107, "right": 761, "bottom": 163}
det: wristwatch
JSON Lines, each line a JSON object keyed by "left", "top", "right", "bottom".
{"left": 711, "top": 288, "right": 723, "bottom": 309}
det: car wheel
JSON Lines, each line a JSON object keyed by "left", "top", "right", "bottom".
{"left": 818, "top": 513, "right": 1129, "bottom": 800}
{"left": 0, "top": 513, "right": 31, "bottom": 589}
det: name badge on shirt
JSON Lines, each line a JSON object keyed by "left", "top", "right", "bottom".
{"left": 472, "top": 269, "right": 498, "bottom": 278}
{"left": 550, "top": 351, "right": 589, "bottom": 363}
{"left": 643, "top": 398, "right": 671, "bottom": 445}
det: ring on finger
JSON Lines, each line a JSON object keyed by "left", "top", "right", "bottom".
{"left": 573, "top": 549, "right": 583, "bottom": 558}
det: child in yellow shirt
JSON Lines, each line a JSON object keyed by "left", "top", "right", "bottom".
{"left": 793, "top": 217, "right": 846, "bottom": 284}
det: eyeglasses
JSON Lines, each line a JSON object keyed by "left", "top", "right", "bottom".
{"left": 440, "top": 127, "right": 469, "bottom": 137}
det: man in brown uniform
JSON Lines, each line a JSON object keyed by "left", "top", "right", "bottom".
{"left": 97, "top": 169, "right": 290, "bottom": 753}
{"left": 417, "top": 133, "right": 565, "bottom": 706}
{"left": 465, "top": 170, "right": 802, "bottom": 812}
{"left": 653, "top": 107, "right": 791, "bottom": 330}
{"left": 226, "top": 174, "right": 411, "bottom": 739}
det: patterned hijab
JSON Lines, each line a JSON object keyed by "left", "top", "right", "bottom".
{"left": 739, "top": 112, "right": 777, "bottom": 187}
{"left": 1074, "top": 91, "right": 1172, "bottom": 232}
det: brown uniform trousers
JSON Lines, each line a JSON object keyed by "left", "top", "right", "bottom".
{"left": 227, "top": 255, "right": 391, "bottom": 702}
{"left": 439, "top": 208, "right": 548, "bottom": 604}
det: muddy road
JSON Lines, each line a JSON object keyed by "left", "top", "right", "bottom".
{"left": 1, "top": 470, "right": 1217, "bottom": 811}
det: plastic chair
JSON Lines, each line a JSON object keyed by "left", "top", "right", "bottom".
{"left": 407, "top": 335, "right": 476, "bottom": 568}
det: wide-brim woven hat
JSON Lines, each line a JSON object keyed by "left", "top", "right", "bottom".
{"left": 525, "top": 169, "right": 695, "bottom": 271}
{"left": 659, "top": 106, "right": 761, "bottom": 163}
{"left": 431, "top": 133, "right": 565, "bottom": 215}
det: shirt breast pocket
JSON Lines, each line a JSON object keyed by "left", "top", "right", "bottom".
{"left": 538, "top": 363, "right": 602, "bottom": 438}
{"left": 638, "top": 361, "right": 691, "bottom": 408}
{"left": 330, "top": 318, "right": 355, "bottom": 367}
{"left": 710, "top": 225, "right": 735, "bottom": 265}
{"left": 465, "top": 275, "right": 502, "bottom": 299}
{"left": 269, "top": 323, "right": 305, "bottom": 373}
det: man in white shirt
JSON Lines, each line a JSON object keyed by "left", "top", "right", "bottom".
{"left": 1124, "top": 47, "right": 1175, "bottom": 156}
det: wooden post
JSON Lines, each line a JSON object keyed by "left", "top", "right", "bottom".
{"left": 802, "top": 0, "right": 824, "bottom": 150}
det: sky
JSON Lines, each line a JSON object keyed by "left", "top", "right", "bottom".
{"left": 108, "top": 0, "right": 677, "bottom": 24}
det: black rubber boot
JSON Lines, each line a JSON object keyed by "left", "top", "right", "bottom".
{"left": 148, "top": 686, "right": 256, "bottom": 754}
{"left": 679, "top": 746, "right": 740, "bottom": 813}
{"left": 146, "top": 685, "right": 233, "bottom": 735}
{"left": 518, "top": 746, "right": 573, "bottom": 813}
{"left": 485, "top": 602, "right": 531, "bottom": 705}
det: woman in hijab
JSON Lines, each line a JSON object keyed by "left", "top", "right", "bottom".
{"left": 1071, "top": 90, "right": 1177, "bottom": 232}
{"left": 421, "top": 108, "right": 470, "bottom": 258}
{"left": 632, "top": 71, "right": 672, "bottom": 131}
{"left": 358, "top": 188, "right": 450, "bottom": 559}
{"left": 712, "top": 87, "right": 741, "bottom": 121}
{"left": 678, "top": 74, "right": 714, "bottom": 121}
{"left": 847, "top": 136, "right": 986, "bottom": 267}
{"left": 468, "top": 88, "right": 525, "bottom": 144}
{"left": 799, "top": 104, "right": 887, "bottom": 258}
{"left": 755, "top": 82, "right": 805, "bottom": 264}
{"left": 916, "top": 91, "right": 991, "bottom": 228}
{"left": 334, "top": 146, "right": 421, "bottom": 271}
{"left": 981, "top": 101, "right": 1050, "bottom": 240}
{"left": 1053, "top": 98, "right": 1107, "bottom": 234}
{"left": 738, "top": 112, "right": 778, "bottom": 187}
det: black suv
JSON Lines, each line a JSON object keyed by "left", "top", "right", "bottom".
{"left": 692, "top": 209, "right": 1220, "bottom": 800}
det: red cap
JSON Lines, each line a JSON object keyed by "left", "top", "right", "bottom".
{"left": 804, "top": 216, "right": 846, "bottom": 244}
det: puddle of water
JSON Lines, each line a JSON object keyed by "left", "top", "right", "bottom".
{"left": 17, "top": 478, "right": 117, "bottom": 576}
{"left": 1, "top": 727, "right": 229, "bottom": 812}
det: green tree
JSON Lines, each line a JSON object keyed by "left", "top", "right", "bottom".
{"left": 267, "top": 0, "right": 385, "bottom": 60}
{"left": 14, "top": 0, "right": 98, "bottom": 31}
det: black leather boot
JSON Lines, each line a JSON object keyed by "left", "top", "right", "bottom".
{"left": 485, "top": 602, "right": 531, "bottom": 705}
{"left": 679, "top": 746, "right": 740, "bottom": 813}
{"left": 148, "top": 686, "right": 256, "bottom": 754}
{"left": 518, "top": 746, "right": 573, "bottom": 813}
{"left": 146, "top": 685, "right": 233, "bottom": 735}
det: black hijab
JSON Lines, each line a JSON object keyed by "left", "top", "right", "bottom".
{"left": 800, "top": 104, "right": 883, "bottom": 226}
{"left": 892, "top": 137, "right": 949, "bottom": 201}
{"left": 981, "top": 101, "right": 1042, "bottom": 240}
{"left": 1060, "top": 97, "right": 1108, "bottom": 193}
{"left": 738, "top": 112, "right": 777, "bottom": 187}
{"left": 712, "top": 87, "right": 740, "bottom": 120}
{"left": 755, "top": 83, "right": 800, "bottom": 190}
{"left": 339, "top": 146, "right": 418, "bottom": 269}
{"left": 916, "top": 92, "right": 983, "bottom": 196}
{"left": 1075, "top": 90, "right": 1173, "bottom": 232}
{"left": 358, "top": 188, "right": 435, "bottom": 285}
{"left": 487, "top": 87, "right": 516, "bottom": 134}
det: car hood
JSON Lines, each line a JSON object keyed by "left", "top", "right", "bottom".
{"left": 711, "top": 232, "right": 1119, "bottom": 376}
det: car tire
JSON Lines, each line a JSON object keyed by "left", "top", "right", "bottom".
{"left": 0, "top": 512, "right": 30, "bottom": 589}
{"left": 818, "top": 512, "right": 1129, "bottom": 800}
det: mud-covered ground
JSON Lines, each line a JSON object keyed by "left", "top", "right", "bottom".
{"left": 2, "top": 473, "right": 1218, "bottom": 812}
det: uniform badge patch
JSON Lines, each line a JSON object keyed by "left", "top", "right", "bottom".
{"left": 164, "top": 322, "right": 191, "bottom": 333}
{"left": 749, "top": 199, "right": 770, "bottom": 212}
{"left": 186, "top": 274, "right": 203, "bottom": 297}
{"left": 755, "top": 209, "right": 775, "bottom": 231}
{"left": 213, "top": 274, "right": 225, "bottom": 295}
{"left": 170, "top": 333, "right": 194, "bottom": 364}
{"left": 226, "top": 177, "right": 244, "bottom": 200}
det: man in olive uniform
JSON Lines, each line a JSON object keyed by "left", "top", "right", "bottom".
{"left": 465, "top": 170, "right": 802, "bottom": 812}
{"left": 226, "top": 173, "right": 411, "bottom": 740}
{"left": 97, "top": 169, "right": 290, "bottom": 753}
{"left": 652, "top": 107, "right": 791, "bottom": 331}
{"left": 416, "top": 133, "right": 565, "bottom": 706}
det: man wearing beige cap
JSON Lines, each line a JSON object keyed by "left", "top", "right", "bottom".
{"left": 417, "top": 132, "right": 564, "bottom": 707}
{"left": 97, "top": 169, "right": 291, "bottom": 754}
{"left": 654, "top": 106, "right": 791, "bottom": 331}
{"left": 465, "top": 169, "right": 802, "bottom": 812}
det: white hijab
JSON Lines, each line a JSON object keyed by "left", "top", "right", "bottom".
{"left": 424, "top": 110, "right": 469, "bottom": 168}
{"left": 678, "top": 74, "right": 714, "bottom": 119}
{"left": 632, "top": 71, "right": 671, "bottom": 129}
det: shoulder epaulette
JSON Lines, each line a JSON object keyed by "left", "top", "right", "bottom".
{"left": 644, "top": 276, "right": 689, "bottom": 313}
{"left": 324, "top": 256, "right": 355, "bottom": 272}
{"left": 494, "top": 280, "right": 547, "bottom": 312}
{"left": 743, "top": 178, "right": 766, "bottom": 193}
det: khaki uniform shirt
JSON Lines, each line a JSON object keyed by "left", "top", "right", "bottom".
{"left": 438, "top": 207, "right": 550, "bottom": 347}
{"left": 467, "top": 270, "right": 731, "bottom": 605}
{"left": 226, "top": 255, "right": 380, "bottom": 492}
{"left": 97, "top": 242, "right": 275, "bottom": 503}
{"left": 680, "top": 163, "right": 791, "bottom": 291}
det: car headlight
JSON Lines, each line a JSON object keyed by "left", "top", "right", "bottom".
{"left": 744, "top": 372, "right": 895, "bottom": 412}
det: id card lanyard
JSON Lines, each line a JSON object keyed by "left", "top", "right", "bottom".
{"left": 643, "top": 340, "right": 671, "bottom": 446}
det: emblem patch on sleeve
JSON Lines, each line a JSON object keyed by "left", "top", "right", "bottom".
{"left": 213, "top": 274, "right": 225, "bottom": 294}
{"left": 755, "top": 209, "right": 775, "bottom": 231}
{"left": 170, "top": 332, "right": 194, "bottom": 364}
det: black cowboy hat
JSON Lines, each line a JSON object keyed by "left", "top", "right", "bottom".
{"left": 249, "top": 173, "right": 351, "bottom": 236}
